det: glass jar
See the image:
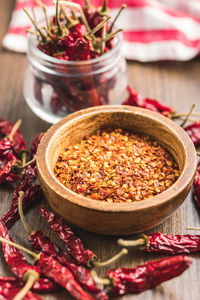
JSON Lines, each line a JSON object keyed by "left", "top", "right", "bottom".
{"left": 23, "top": 31, "right": 127, "bottom": 124}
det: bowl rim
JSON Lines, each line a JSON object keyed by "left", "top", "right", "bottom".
{"left": 37, "top": 105, "right": 197, "bottom": 212}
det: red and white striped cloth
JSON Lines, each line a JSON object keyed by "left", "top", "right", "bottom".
{"left": 3, "top": 0, "right": 200, "bottom": 61}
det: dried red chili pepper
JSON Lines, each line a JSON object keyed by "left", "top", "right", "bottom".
{"left": 0, "top": 276, "right": 60, "bottom": 294}
{"left": 192, "top": 161, "right": 200, "bottom": 209}
{"left": 1, "top": 184, "right": 42, "bottom": 229}
{"left": 0, "top": 138, "right": 13, "bottom": 157}
{"left": 118, "top": 232, "right": 200, "bottom": 254}
{"left": 37, "top": 252, "right": 95, "bottom": 300}
{"left": 123, "top": 86, "right": 174, "bottom": 117}
{"left": 0, "top": 153, "right": 21, "bottom": 184}
{"left": 40, "top": 206, "right": 96, "bottom": 266}
{"left": 184, "top": 121, "right": 200, "bottom": 147}
{"left": 0, "top": 235, "right": 96, "bottom": 300}
{"left": 0, "top": 119, "right": 27, "bottom": 157}
{"left": 107, "top": 255, "right": 191, "bottom": 295}
{"left": 40, "top": 206, "right": 127, "bottom": 268}
{"left": 91, "top": 256, "right": 191, "bottom": 295}
{"left": 0, "top": 282, "right": 42, "bottom": 300}
{"left": 18, "top": 201, "right": 108, "bottom": 300}
{"left": 0, "top": 221, "right": 40, "bottom": 299}
{"left": 30, "top": 231, "right": 108, "bottom": 299}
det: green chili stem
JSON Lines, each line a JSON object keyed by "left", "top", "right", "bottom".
{"left": 18, "top": 191, "right": 32, "bottom": 236}
{"left": 172, "top": 112, "right": 200, "bottom": 118}
{"left": 93, "top": 248, "right": 128, "bottom": 268}
{"left": 0, "top": 237, "right": 39, "bottom": 260}
{"left": 90, "top": 269, "right": 111, "bottom": 286}
{"left": 101, "top": 22, "right": 107, "bottom": 55}
{"left": 56, "top": 0, "right": 63, "bottom": 35}
{"left": 99, "top": 0, "right": 108, "bottom": 15}
{"left": 35, "top": 0, "right": 51, "bottom": 31}
{"left": 99, "top": 28, "right": 122, "bottom": 44}
{"left": 23, "top": 8, "right": 47, "bottom": 42}
{"left": 84, "top": 0, "right": 91, "bottom": 9}
{"left": 186, "top": 226, "right": 200, "bottom": 230}
{"left": 109, "top": 4, "right": 126, "bottom": 33}
{"left": 7, "top": 119, "right": 22, "bottom": 141}
{"left": 180, "top": 103, "right": 196, "bottom": 127}
{"left": 16, "top": 157, "right": 36, "bottom": 169}
{"left": 117, "top": 238, "right": 145, "bottom": 247}
{"left": 87, "top": 16, "right": 110, "bottom": 36}
{"left": 13, "top": 272, "right": 39, "bottom": 300}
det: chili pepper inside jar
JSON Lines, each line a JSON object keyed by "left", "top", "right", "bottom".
{"left": 23, "top": 24, "right": 127, "bottom": 124}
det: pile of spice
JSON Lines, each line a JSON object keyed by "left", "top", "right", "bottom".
{"left": 54, "top": 128, "right": 179, "bottom": 202}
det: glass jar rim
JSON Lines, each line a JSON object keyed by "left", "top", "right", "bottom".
{"left": 28, "top": 24, "right": 123, "bottom": 66}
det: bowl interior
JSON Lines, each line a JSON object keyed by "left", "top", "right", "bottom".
{"left": 47, "top": 110, "right": 185, "bottom": 179}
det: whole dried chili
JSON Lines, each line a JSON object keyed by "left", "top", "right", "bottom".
{"left": 40, "top": 206, "right": 127, "bottom": 268}
{"left": 0, "top": 153, "right": 22, "bottom": 184}
{"left": 123, "top": 86, "right": 174, "bottom": 118}
{"left": 91, "top": 256, "right": 191, "bottom": 295}
{"left": 1, "top": 184, "right": 42, "bottom": 229}
{"left": 192, "top": 160, "right": 200, "bottom": 209}
{"left": 118, "top": 232, "right": 200, "bottom": 254}
{"left": 40, "top": 206, "right": 96, "bottom": 266}
{"left": 18, "top": 199, "right": 108, "bottom": 300}
{"left": 0, "top": 283, "right": 42, "bottom": 300}
{"left": 1, "top": 133, "right": 43, "bottom": 229}
{"left": 0, "top": 221, "right": 40, "bottom": 300}
{"left": 0, "top": 237, "right": 96, "bottom": 300}
{"left": 184, "top": 121, "right": 200, "bottom": 147}
{"left": 0, "top": 276, "right": 60, "bottom": 294}
{"left": 0, "top": 119, "right": 27, "bottom": 157}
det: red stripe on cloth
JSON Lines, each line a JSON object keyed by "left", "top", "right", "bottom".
{"left": 8, "top": 26, "right": 30, "bottom": 36}
{"left": 123, "top": 29, "right": 200, "bottom": 47}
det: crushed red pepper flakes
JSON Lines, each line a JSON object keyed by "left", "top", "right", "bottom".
{"left": 54, "top": 129, "right": 179, "bottom": 203}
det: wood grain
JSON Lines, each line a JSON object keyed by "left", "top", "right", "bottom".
{"left": 0, "top": 0, "right": 200, "bottom": 299}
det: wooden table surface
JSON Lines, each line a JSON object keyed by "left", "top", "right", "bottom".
{"left": 1, "top": 1, "right": 200, "bottom": 299}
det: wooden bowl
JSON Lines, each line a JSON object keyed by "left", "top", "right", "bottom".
{"left": 37, "top": 106, "right": 197, "bottom": 235}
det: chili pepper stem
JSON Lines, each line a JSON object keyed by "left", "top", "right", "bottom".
{"left": 117, "top": 238, "right": 145, "bottom": 247}
{"left": 7, "top": 119, "right": 22, "bottom": 141}
{"left": 21, "top": 152, "right": 27, "bottom": 175}
{"left": 186, "top": 226, "right": 200, "bottom": 230}
{"left": 99, "top": 0, "right": 109, "bottom": 15}
{"left": 108, "top": 4, "right": 127, "bottom": 33}
{"left": 87, "top": 16, "right": 110, "bottom": 36}
{"left": 92, "top": 248, "right": 128, "bottom": 268}
{"left": 35, "top": 0, "right": 51, "bottom": 31}
{"left": 18, "top": 191, "right": 32, "bottom": 235}
{"left": 172, "top": 112, "right": 200, "bottom": 118}
{"left": 16, "top": 157, "right": 36, "bottom": 169}
{"left": 55, "top": 0, "right": 63, "bottom": 35}
{"left": 180, "top": 103, "right": 196, "bottom": 127}
{"left": 90, "top": 269, "right": 111, "bottom": 286}
{"left": 101, "top": 22, "right": 106, "bottom": 55}
{"left": 0, "top": 237, "right": 39, "bottom": 260}
{"left": 196, "top": 152, "right": 200, "bottom": 156}
{"left": 99, "top": 29, "right": 123, "bottom": 44}
{"left": 13, "top": 272, "right": 39, "bottom": 300}
{"left": 84, "top": 0, "right": 91, "bottom": 9}
{"left": 23, "top": 8, "right": 47, "bottom": 42}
